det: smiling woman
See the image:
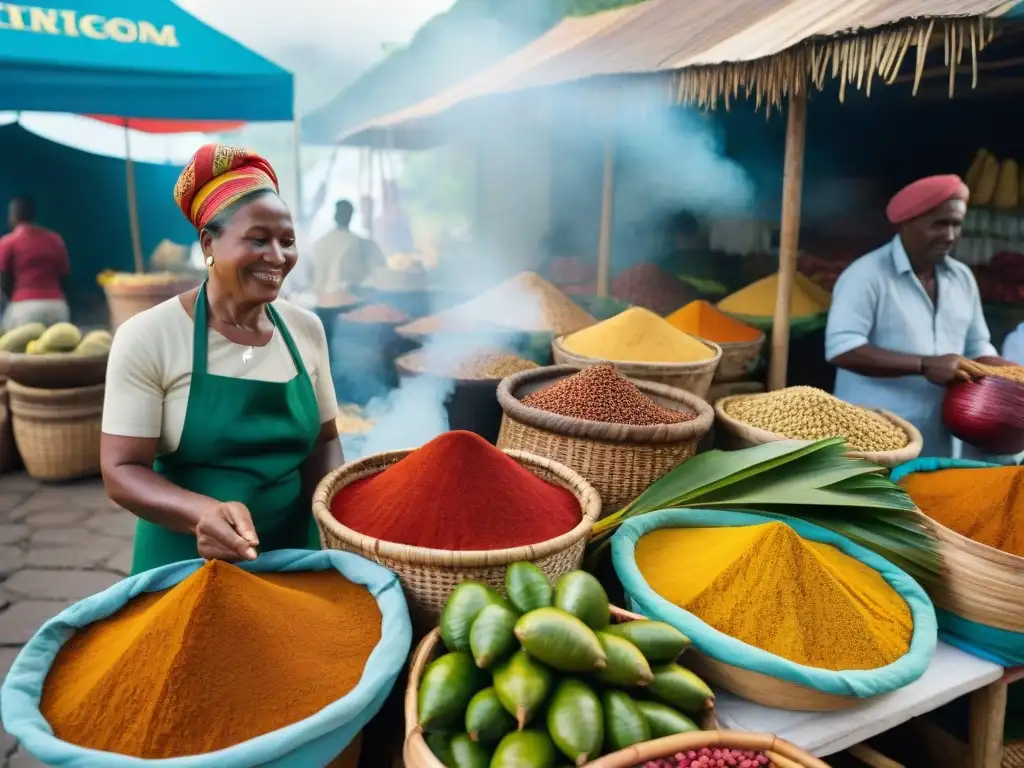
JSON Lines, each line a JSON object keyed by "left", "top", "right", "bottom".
{"left": 99, "top": 143, "right": 343, "bottom": 575}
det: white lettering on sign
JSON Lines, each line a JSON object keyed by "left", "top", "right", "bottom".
{"left": 0, "top": 4, "right": 179, "bottom": 46}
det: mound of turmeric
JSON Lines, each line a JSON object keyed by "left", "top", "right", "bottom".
{"left": 636, "top": 521, "right": 912, "bottom": 671}
{"left": 41, "top": 561, "right": 381, "bottom": 758}
{"left": 666, "top": 300, "right": 761, "bottom": 344}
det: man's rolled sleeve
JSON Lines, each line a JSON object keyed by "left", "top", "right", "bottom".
{"left": 825, "top": 264, "right": 878, "bottom": 362}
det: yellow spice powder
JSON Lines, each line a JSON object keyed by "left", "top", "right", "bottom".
{"left": 561, "top": 307, "right": 714, "bottom": 364}
{"left": 635, "top": 522, "right": 912, "bottom": 671}
{"left": 718, "top": 273, "right": 830, "bottom": 318}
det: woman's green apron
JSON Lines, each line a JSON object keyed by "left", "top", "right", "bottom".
{"left": 131, "top": 283, "right": 322, "bottom": 574}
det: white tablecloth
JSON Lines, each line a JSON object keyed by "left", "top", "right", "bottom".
{"left": 713, "top": 642, "right": 1003, "bottom": 756}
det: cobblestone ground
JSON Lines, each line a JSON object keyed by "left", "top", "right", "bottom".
{"left": 0, "top": 474, "right": 132, "bottom": 768}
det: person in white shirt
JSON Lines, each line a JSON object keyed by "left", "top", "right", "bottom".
{"left": 310, "top": 200, "right": 386, "bottom": 296}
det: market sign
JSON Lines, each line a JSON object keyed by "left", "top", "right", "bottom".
{"left": 0, "top": 3, "right": 178, "bottom": 47}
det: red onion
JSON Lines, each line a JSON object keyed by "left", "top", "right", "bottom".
{"left": 943, "top": 376, "right": 1024, "bottom": 454}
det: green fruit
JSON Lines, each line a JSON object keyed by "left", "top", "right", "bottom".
{"left": 595, "top": 632, "right": 653, "bottom": 688}
{"left": 24, "top": 340, "right": 42, "bottom": 355}
{"left": 441, "top": 581, "right": 505, "bottom": 651}
{"left": 491, "top": 730, "right": 556, "bottom": 768}
{"left": 604, "top": 620, "right": 691, "bottom": 664}
{"left": 73, "top": 339, "right": 110, "bottom": 356}
{"left": 450, "top": 733, "right": 491, "bottom": 768}
{"left": 514, "top": 607, "right": 606, "bottom": 673}
{"left": 553, "top": 571, "right": 609, "bottom": 630}
{"left": 506, "top": 562, "right": 552, "bottom": 613}
{"left": 546, "top": 678, "right": 604, "bottom": 765}
{"left": 81, "top": 329, "right": 112, "bottom": 346}
{"left": 602, "top": 690, "right": 650, "bottom": 752}
{"left": 0, "top": 322, "right": 45, "bottom": 353}
{"left": 465, "top": 687, "right": 516, "bottom": 744}
{"left": 648, "top": 663, "right": 714, "bottom": 715}
{"left": 492, "top": 650, "right": 553, "bottom": 729}
{"left": 470, "top": 603, "right": 519, "bottom": 669}
{"left": 636, "top": 700, "right": 699, "bottom": 738}
{"left": 36, "top": 322, "right": 82, "bottom": 353}
{"left": 418, "top": 651, "right": 488, "bottom": 731}
{"left": 426, "top": 732, "right": 454, "bottom": 766}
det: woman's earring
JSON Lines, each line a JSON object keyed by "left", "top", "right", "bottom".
{"left": 205, "top": 254, "right": 214, "bottom": 267}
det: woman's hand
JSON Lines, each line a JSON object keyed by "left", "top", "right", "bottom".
{"left": 195, "top": 501, "right": 259, "bottom": 562}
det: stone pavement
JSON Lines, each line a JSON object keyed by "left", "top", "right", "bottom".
{"left": 0, "top": 474, "right": 133, "bottom": 768}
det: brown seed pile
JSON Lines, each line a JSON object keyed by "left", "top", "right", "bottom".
{"left": 723, "top": 386, "right": 909, "bottom": 452}
{"left": 339, "top": 303, "right": 410, "bottom": 325}
{"left": 522, "top": 364, "right": 695, "bottom": 426}
{"left": 611, "top": 263, "right": 695, "bottom": 315}
{"left": 398, "top": 272, "right": 596, "bottom": 336}
{"left": 399, "top": 349, "right": 539, "bottom": 380}
{"left": 960, "top": 359, "right": 1024, "bottom": 384}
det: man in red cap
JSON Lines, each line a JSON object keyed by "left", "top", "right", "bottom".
{"left": 826, "top": 174, "right": 1009, "bottom": 458}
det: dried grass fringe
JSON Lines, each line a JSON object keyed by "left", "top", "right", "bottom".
{"left": 676, "top": 17, "right": 996, "bottom": 112}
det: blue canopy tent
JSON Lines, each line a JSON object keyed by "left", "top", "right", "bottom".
{"left": 0, "top": 0, "right": 295, "bottom": 272}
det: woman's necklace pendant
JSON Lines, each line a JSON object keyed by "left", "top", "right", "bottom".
{"left": 242, "top": 346, "right": 254, "bottom": 364}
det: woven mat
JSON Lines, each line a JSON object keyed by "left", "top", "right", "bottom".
{"left": 1004, "top": 742, "right": 1024, "bottom": 768}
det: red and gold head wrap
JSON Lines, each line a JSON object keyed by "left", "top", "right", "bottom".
{"left": 173, "top": 143, "right": 280, "bottom": 231}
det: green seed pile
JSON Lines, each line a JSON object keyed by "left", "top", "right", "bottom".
{"left": 723, "top": 386, "right": 909, "bottom": 452}
{"left": 522, "top": 364, "right": 694, "bottom": 426}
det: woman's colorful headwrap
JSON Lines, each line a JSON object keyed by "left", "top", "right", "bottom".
{"left": 173, "top": 143, "right": 279, "bottom": 230}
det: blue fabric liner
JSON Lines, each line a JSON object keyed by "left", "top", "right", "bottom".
{"left": 0, "top": 549, "right": 411, "bottom": 768}
{"left": 891, "top": 457, "right": 1024, "bottom": 666}
{"left": 0, "top": 0, "right": 292, "bottom": 120}
{"left": 612, "top": 509, "right": 938, "bottom": 699}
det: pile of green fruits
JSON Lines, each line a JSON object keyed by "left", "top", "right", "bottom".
{"left": 417, "top": 563, "right": 715, "bottom": 768}
{"left": 0, "top": 322, "right": 111, "bottom": 355}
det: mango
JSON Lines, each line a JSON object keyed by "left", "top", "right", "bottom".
{"left": 602, "top": 690, "right": 650, "bottom": 752}
{"left": 553, "top": 571, "right": 609, "bottom": 630}
{"left": 418, "top": 651, "right": 488, "bottom": 731}
{"left": 465, "top": 687, "right": 515, "bottom": 744}
{"left": 36, "top": 322, "right": 82, "bottom": 353}
{"left": 636, "top": 699, "right": 699, "bottom": 738}
{"left": 440, "top": 581, "right": 505, "bottom": 652}
{"left": 425, "top": 732, "right": 454, "bottom": 766}
{"left": 603, "top": 620, "right": 690, "bottom": 663}
{"left": 491, "top": 730, "right": 556, "bottom": 768}
{"left": 595, "top": 631, "right": 653, "bottom": 687}
{"left": 449, "top": 733, "right": 491, "bottom": 768}
{"left": 0, "top": 322, "right": 45, "bottom": 353}
{"left": 492, "top": 650, "right": 553, "bottom": 729}
{"left": 514, "top": 607, "right": 606, "bottom": 673}
{"left": 506, "top": 562, "right": 552, "bottom": 613}
{"left": 546, "top": 678, "right": 604, "bottom": 765}
{"left": 470, "top": 603, "right": 518, "bottom": 669}
{"left": 648, "top": 663, "right": 714, "bottom": 715}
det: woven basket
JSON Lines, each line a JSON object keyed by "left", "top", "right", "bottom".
{"left": 712, "top": 334, "right": 765, "bottom": 383}
{"left": 0, "top": 381, "right": 17, "bottom": 473}
{"left": 104, "top": 276, "right": 199, "bottom": 332}
{"left": 714, "top": 395, "right": 923, "bottom": 468}
{"left": 7, "top": 381, "right": 103, "bottom": 481}
{"left": 404, "top": 608, "right": 719, "bottom": 768}
{"left": 588, "top": 731, "right": 830, "bottom": 768}
{"left": 496, "top": 366, "right": 714, "bottom": 515}
{"left": 1004, "top": 741, "right": 1024, "bottom": 768}
{"left": 551, "top": 335, "right": 722, "bottom": 400}
{"left": 2, "top": 351, "right": 108, "bottom": 389}
{"left": 312, "top": 448, "right": 601, "bottom": 632}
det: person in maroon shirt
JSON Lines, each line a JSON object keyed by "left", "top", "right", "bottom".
{"left": 0, "top": 196, "right": 70, "bottom": 331}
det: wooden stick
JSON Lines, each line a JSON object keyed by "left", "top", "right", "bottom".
{"left": 596, "top": 132, "right": 615, "bottom": 299}
{"left": 123, "top": 124, "right": 144, "bottom": 274}
{"left": 969, "top": 679, "right": 1007, "bottom": 768}
{"left": 768, "top": 89, "right": 807, "bottom": 391}
{"left": 847, "top": 743, "right": 905, "bottom": 767}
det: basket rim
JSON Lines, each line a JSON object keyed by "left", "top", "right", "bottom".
{"left": 0, "top": 351, "right": 108, "bottom": 366}
{"left": 703, "top": 332, "right": 766, "bottom": 351}
{"left": 496, "top": 364, "right": 714, "bottom": 444}
{"left": 6, "top": 380, "right": 106, "bottom": 398}
{"left": 915, "top": 507, "right": 1024, "bottom": 567}
{"left": 552, "top": 333, "right": 723, "bottom": 372}
{"left": 714, "top": 394, "right": 924, "bottom": 464}
{"left": 312, "top": 446, "right": 601, "bottom": 566}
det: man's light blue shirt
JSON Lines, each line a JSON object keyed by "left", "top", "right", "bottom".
{"left": 825, "top": 235, "right": 996, "bottom": 458}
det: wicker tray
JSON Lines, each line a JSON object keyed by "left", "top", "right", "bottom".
{"left": 0, "top": 381, "right": 17, "bottom": 473}
{"left": 404, "top": 607, "right": 719, "bottom": 768}
{"left": 496, "top": 366, "right": 713, "bottom": 515}
{"left": 551, "top": 335, "right": 722, "bottom": 400}
{"left": 7, "top": 381, "right": 103, "bottom": 481}
{"left": 312, "top": 448, "right": 601, "bottom": 632}
{"left": 714, "top": 395, "right": 923, "bottom": 468}
{"left": 712, "top": 334, "right": 765, "bottom": 383}
{"left": 1, "top": 351, "right": 108, "bottom": 389}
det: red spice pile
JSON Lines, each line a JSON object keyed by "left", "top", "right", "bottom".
{"left": 339, "top": 303, "right": 409, "bottom": 324}
{"left": 611, "top": 264, "right": 695, "bottom": 315}
{"left": 331, "top": 431, "right": 581, "bottom": 550}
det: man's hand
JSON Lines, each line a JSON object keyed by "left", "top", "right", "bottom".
{"left": 195, "top": 501, "right": 259, "bottom": 562}
{"left": 921, "top": 354, "right": 970, "bottom": 386}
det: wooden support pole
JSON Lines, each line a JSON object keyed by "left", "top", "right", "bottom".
{"left": 768, "top": 90, "right": 807, "bottom": 391}
{"left": 596, "top": 134, "right": 615, "bottom": 298}
{"left": 123, "top": 124, "right": 144, "bottom": 274}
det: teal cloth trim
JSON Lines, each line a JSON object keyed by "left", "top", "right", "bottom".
{"left": 1, "top": 550, "right": 411, "bottom": 768}
{"left": 612, "top": 509, "right": 937, "bottom": 699}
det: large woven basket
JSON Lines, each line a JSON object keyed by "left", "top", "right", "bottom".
{"left": 714, "top": 395, "right": 923, "bottom": 468}
{"left": 1, "top": 351, "right": 108, "bottom": 389}
{"left": 551, "top": 335, "right": 722, "bottom": 400}
{"left": 312, "top": 448, "right": 601, "bottom": 632}
{"left": 0, "top": 380, "right": 17, "bottom": 473}
{"left": 588, "top": 731, "right": 830, "bottom": 768}
{"left": 7, "top": 381, "right": 103, "bottom": 481}
{"left": 712, "top": 334, "right": 765, "bottom": 383}
{"left": 404, "top": 608, "right": 720, "bottom": 768}
{"left": 496, "top": 366, "right": 714, "bottom": 515}
{"left": 103, "top": 275, "right": 199, "bottom": 332}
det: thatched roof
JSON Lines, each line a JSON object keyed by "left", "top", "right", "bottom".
{"left": 338, "top": 0, "right": 1021, "bottom": 146}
